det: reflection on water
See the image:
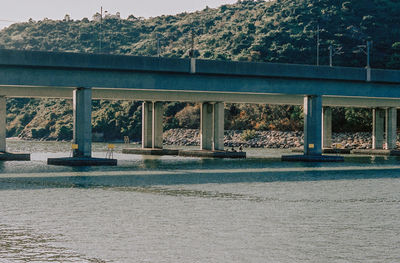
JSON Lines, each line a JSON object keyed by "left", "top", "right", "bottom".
{"left": 110, "top": 186, "right": 267, "bottom": 202}
{"left": 0, "top": 140, "right": 400, "bottom": 262}
{"left": 0, "top": 224, "right": 106, "bottom": 262}
{"left": 1, "top": 164, "right": 400, "bottom": 191}
{"left": 109, "top": 186, "right": 400, "bottom": 204}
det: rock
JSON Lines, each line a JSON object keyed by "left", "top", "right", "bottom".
{"left": 162, "top": 129, "right": 386, "bottom": 149}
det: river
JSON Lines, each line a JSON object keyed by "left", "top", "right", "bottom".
{"left": 0, "top": 140, "right": 399, "bottom": 262}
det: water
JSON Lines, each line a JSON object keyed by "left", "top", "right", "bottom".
{"left": 0, "top": 140, "right": 400, "bottom": 262}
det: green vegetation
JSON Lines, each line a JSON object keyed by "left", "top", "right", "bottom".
{"left": 1, "top": 0, "right": 399, "bottom": 140}
{"left": 241, "top": 130, "right": 258, "bottom": 141}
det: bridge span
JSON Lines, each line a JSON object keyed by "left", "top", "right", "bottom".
{"left": 0, "top": 49, "right": 399, "bottom": 163}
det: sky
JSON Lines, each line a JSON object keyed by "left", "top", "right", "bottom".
{"left": 0, "top": 0, "right": 237, "bottom": 29}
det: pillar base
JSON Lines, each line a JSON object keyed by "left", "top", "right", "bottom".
{"left": 282, "top": 154, "right": 344, "bottom": 162}
{"left": 122, "top": 148, "right": 179, "bottom": 156}
{"left": 179, "top": 150, "right": 246, "bottom": 159}
{"left": 47, "top": 157, "right": 117, "bottom": 166}
{"left": 292, "top": 148, "right": 352, "bottom": 154}
{"left": 122, "top": 148, "right": 246, "bottom": 159}
{"left": 0, "top": 152, "right": 30, "bottom": 161}
{"left": 350, "top": 149, "right": 400, "bottom": 156}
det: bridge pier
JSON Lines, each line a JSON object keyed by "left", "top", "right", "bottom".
{"left": 201, "top": 102, "right": 224, "bottom": 151}
{"left": 142, "top": 101, "right": 163, "bottom": 149}
{"left": 304, "top": 95, "right": 322, "bottom": 155}
{"left": 73, "top": 88, "right": 92, "bottom": 157}
{"left": 214, "top": 102, "right": 225, "bottom": 151}
{"left": 385, "top": 108, "right": 397, "bottom": 149}
{"left": 0, "top": 96, "right": 30, "bottom": 161}
{"left": 152, "top": 102, "right": 163, "bottom": 149}
{"left": 201, "top": 102, "right": 213, "bottom": 150}
{"left": 322, "top": 106, "right": 332, "bottom": 148}
{"left": 48, "top": 87, "right": 116, "bottom": 166}
{"left": 353, "top": 107, "right": 398, "bottom": 155}
{"left": 372, "top": 108, "right": 385, "bottom": 149}
{"left": 0, "top": 96, "right": 6, "bottom": 152}
{"left": 372, "top": 108, "right": 397, "bottom": 150}
{"left": 283, "top": 95, "right": 343, "bottom": 162}
{"left": 142, "top": 101, "right": 153, "bottom": 148}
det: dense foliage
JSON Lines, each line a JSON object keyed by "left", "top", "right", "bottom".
{"left": 1, "top": 0, "right": 399, "bottom": 140}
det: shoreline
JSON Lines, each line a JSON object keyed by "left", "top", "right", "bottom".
{"left": 9, "top": 128, "right": 399, "bottom": 150}
{"left": 163, "top": 128, "right": 396, "bottom": 149}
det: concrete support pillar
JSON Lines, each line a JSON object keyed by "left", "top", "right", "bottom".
{"left": 0, "top": 96, "right": 6, "bottom": 152}
{"left": 385, "top": 108, "right": 397, "bottom": 149}
{"left": 213, "top": 102, "right": 225, "bottom": 151}
{"left": 152, "top": 102, "right": 163, "bottom": 149}
{"left": 304, "top": 95, "right": 322, "bottom": 156}
{"left": 142, "top": 101, "right": 153, "bottom": 148}
{"left": 142, "top": 101, "right": 164, "bottom": 149}
{"left": 322, "top": 107, "right": 332, "bottom": 149}
{"left": 73, "top": 88, "right": 92, "bottom": 157}
{"left": 372, "top": 108, "right": 385, "bottom": 149}
{"left": 201, "top": 102, "right": 214, "bottom": 150}
{"left": 200, "top": 102, "right": 225, "bottom": 151}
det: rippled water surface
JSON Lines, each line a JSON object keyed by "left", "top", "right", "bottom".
{"left": 1, "top": 140, "right": 400, "bottom": 262}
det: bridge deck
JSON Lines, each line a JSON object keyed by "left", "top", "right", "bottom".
{"left": 0, "top": 49, "right": 398, "bottom": 100}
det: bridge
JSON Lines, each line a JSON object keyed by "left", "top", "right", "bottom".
{"left": 0, "top": 49, "right": 399, "bottom": 164}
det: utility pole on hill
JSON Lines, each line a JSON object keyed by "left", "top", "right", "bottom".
{"left": 355, "top": 40, "right": 373, "bottom": 68}
{"left": 329, "top": 45, "right": 343, "bottom": 67}
{"left": 189, "top": 29, "right": 195, "bottom": 58}
{"left": 316, "top": 24, "right": 320, "bottom": 66}
{"left": 99, "top": 6, "right": 103, "bottom": 53}
{"left": 157, "top": 34, "right": 161, "bottom": 57}
{"left": 366, "top": 41, "right": 372, "bottom": 68}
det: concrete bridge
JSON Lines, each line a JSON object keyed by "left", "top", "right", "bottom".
{"left": 0, "top": 49, "right": 399, "bottom": 163}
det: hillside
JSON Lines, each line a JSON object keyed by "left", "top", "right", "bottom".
{"left": 1, "top": 0, "right": 399, "bottom": 141}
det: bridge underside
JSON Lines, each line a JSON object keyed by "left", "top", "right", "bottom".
{"left": 1, "top": 85, "right": 400, "bottom": 108}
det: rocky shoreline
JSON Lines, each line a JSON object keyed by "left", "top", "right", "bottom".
{"left": 10, "top": 128, "right": 398, "bottom": 150}
{"left": 163, "top": 128, "right": 400, "bottom": 149}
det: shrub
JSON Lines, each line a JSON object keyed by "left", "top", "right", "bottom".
{"left": 31, "top": 127, "right": 49, "bottom": 139}
{"left": 56, "top": 125, "right": 72, "bottom": 140}
{"left": 241, "top": 129, "right": 257, "bottom": 141}
{"left": 20, "top": 112, "right": 35, "bottom": 126}
{"left": 175, "top": 105, "right": 200, "bottom": 129}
